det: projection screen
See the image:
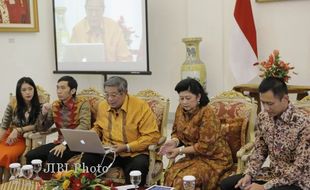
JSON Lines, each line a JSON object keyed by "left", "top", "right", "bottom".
{"left": 53, "top": 0, "right": 150, "bottom": 74}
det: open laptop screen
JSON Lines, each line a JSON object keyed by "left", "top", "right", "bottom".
{"left": 60, "top": 129, "right": 108, "bottom": 154}
{"left": 62, "top": 43, "right": 105, "bottom": 63}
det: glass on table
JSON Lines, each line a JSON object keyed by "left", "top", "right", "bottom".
{"left": 31, "top": 159, "right": 42, "bottom": 181}
{"left": 129, "top": 170, "right": 142, "bottom": 190}
{"left": 9, "top": 163, "right": 21, "bottom": 184}
{"left": 183, "top": 175, "right": 196, "bottom": 190}
{"left": 21, "top": 165, "right": 33, "bottom": 186}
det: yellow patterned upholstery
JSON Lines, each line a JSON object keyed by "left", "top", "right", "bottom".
{"left": 208, "top": 90, "right": 257, "bottom": 174}
{"left": 104, "top": 89, "right": 169, "bottom": 187}
{"left": 77, "top": 87, "right": 105, "bottom": 125}
{"left": 294, "top": 95, "right": 310, "bottom": 114}
{"left": 135, "top": 89, "right": 169, "bottom": 138}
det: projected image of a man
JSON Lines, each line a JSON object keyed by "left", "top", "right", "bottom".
{"left": 70, "top": 0, "right": 132, "bottom": 62}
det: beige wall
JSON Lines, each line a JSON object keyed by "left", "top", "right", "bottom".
{"left": 223, "top": 0, "right": 310, "bottom": 99}
{"left": 1, "top": 0, "right": 310, "bottom": 118}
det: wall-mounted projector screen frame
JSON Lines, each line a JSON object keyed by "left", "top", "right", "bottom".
{"left": 53, "top": 0, "right": 150, "bottom": 75}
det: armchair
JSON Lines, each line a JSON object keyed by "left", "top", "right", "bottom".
{"left": 208, "top": 90, "right": 257, "bottom": 175}
{"left": 104, "top": 89, "right": 169, "bottom": 187}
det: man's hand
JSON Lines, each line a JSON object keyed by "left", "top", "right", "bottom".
{"left": 42, "top": 103, "right": 52, "bottom": 115}
{"left": 50, "top": 144, "right": 67, "bottom": 158}
{"left": 6, "top": 129, "right": 19, "bottom": 145}
{"left": 158, "top": 139, "right": 177, "bottom": 155}
{"left": 235, "top": 174, "right": 252, "bottom": 189}
{"left": 112, "top": 144, "right": 127, "bottom": 153}
{"left": 244, "top": 183, "right": 265, "bottom": 190}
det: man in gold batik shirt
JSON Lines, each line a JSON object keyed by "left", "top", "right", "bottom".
{"left": 81, "top": 76, "right": 160, "bottom": 186}
{"left": 70, "top": 0, "right": 132, "bottom": 62}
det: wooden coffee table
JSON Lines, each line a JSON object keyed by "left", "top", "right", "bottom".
{"left": 0, "top": 178, "right": 41, "bottom": 190}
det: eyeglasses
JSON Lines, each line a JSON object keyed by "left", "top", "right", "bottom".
{"left": 103, "top": 92, "right": 123, "bottom": 99}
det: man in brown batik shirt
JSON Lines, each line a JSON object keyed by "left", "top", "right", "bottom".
{"left": 220, "top": 77, "right": 310, "bottom": 190}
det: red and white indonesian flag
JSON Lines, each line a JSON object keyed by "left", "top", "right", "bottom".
{"left": 230, "top": 0, "right": 258, "bottom": 83}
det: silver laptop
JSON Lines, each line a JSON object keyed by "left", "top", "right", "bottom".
{"left": 61, "top": 43, "right": 105, "bottom": 63}
{"left": 60, "top": 129, "right": 110, "bottom": 154}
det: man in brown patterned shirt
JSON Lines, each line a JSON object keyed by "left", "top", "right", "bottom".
{"left": 220, "top": 77, "right": 310, "bottom": 190}
{"left": 26, "top": 76, "right": 91, "bottom": 169}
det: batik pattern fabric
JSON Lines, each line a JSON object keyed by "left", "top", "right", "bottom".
{"left": 51, "top": 96, "right": 91, "bottom": 143}
{"left": 164, "top": 105, "right": 233, "bottom": 190}
{"left": 245, "top": 103, "right": 310, "bottom": 190}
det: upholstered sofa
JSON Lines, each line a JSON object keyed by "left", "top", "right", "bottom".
{"left": 23, "top": 88, "right": 169, "bottom": 187}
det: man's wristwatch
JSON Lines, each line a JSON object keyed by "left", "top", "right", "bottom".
{"left": 62, "top": 141, "right": 67, "bottom": 146}
{"left": 178, "top": 146, "right": 184, "bottom": 155}
{"left": 126, "top": 144, "right": 131, "bottom": 152}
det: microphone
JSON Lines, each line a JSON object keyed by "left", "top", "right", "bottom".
{"left": 116, "top": 112, "right": 119, "bottom": 117}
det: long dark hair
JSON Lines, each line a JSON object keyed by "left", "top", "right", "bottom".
{"left": 174, "top": 78, "right": 210, "bottom": 107}
{"left": 15, "top": 77, "right": 41, "bottom": 125}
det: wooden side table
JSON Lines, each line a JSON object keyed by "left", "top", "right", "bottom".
{"left": 233, "top": 84, "right": 310, "bottom": 113}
